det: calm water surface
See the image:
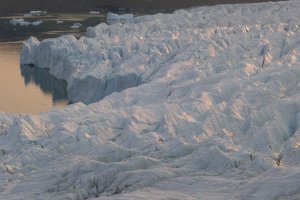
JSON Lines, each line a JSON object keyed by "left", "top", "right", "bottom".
{"left": 0, "top": 43, "right": 69, "bottom": 113}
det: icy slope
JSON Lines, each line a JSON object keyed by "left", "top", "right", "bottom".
{"left": 0, "top": 0, "right": 300, "bottom": 199}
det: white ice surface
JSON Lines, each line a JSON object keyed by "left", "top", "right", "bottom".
{"left": 107, "top": 12, "right": 134, "bottom": 23}
{"left": 9, "top": 18, "right": 44, "bottom": 26}
{"left": 89, "top": 11, "right": 100, "bottom": 14}
{"left": 29, "top": 11, "right": 47, "bottom": 16}
{"left": 9, "top": 18, "right": 30, "bottom": 26}
{"left": 23, "top": 11, "right": 47, "bottom": 17}
{"left": 56, "top": 20, "right": 64, "bottom": 24}
{"left": 24, "top": 14, "right": 33, "bottom": 17}
{"left": 2, "top": 0, "right": 300, "bottom": 199}
{"left": 31, "top": 20, "right": 44, "bottom": 26}
{"left": 70, "top": 23, "right": 83, "bottom": 29}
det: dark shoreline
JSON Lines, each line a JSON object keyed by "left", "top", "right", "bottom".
{"left": 0, "top": 0, "right": 285, "bottom": 13}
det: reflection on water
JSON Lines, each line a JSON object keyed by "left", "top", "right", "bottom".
{"left": 0, "top": 43, "right": 68, "bottom": 114}
{"left": 20, "top": 65, "right": 69, "bottom": 104}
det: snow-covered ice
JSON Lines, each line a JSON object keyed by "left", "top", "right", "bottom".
{"left": 29, "top": 11, "right": 47, "bottom": 16}
{"left": 9, "top": 18, "right": 44, "bottom": 26}
{"left": 23, "top": 11, "right": 48, "bottom": 17}
{"left": 9, "top": 18, "right": 30, "bottom": 26}
{"left": 24, "top": 14, "right": 33, "bottom": 17}
{"left": 31, "top": 20, "right": 44, "bottom": 26}
{"left": 2, "top": 0, "right": 300, "bottom": 199}
{"left": 70, "top": 23, "right": 83, "bottom": 29}
{"left": 56, "top": 20, "right": 64, "bottom": 24}
{"left": 89, "top": 11, "right": 100, "bottom": 14}
{"left": 107, "top": 12, "right": 134, "bottom": 23}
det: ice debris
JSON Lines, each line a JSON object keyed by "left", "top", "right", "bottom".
{"left": 9, "top": 18, "right": 30, "bottom": 26}
{"left": 89, "top": 11, "right": 100, "bottom": 14}
{"left": 9, "top": 18, "right": 44, "bottom": 26}
{"left": 56, "top": 20, "right": 64, "bottom": 24}
{"left": 70, "top": 23, "right": 82, "bottom": 29}
{"left": 31, "top": 20, "right": 43, "bottom": 26}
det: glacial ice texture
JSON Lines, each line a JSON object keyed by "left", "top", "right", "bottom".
{"left": 1, "top": 0, "right": 300, "bottom": 199}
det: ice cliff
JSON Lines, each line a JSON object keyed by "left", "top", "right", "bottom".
{"left": 0, "top": 0, "right": 300, "bottom": 199}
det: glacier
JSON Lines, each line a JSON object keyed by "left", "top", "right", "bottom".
{"left": 1, "top": 0, "right": 300, "bottom": 199}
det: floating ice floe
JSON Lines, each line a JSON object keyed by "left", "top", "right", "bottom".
{"left": 56, "top": 20, "right": 64, "bottom": 24}
{"left": 2, "top": 0, "right": 300, "bottom": 199}
{"left": 9, "top": 18, "right": 30, "bottom": 26}
{"left": 70, "top": 23, "right": 82, "bottom": 29}
{"left": 31, "top": 20, "right": 43, "bottom": 26}
{"left": 23, "top": 13, "right": 32, "bottom": 17}
{"left": 9, "top": 18, "right": 44, "bottom": 26}
{"left": 89, "top": 11, "right": 100, "bottom": 14}
{"left": 30, "top": 10, "right": 47, "bottom": 16}
{"left": 107, "top": 12, "right": 134, "bottom": 23}
{"left": 24, "top": 11, "right": 48, "bottom": 17}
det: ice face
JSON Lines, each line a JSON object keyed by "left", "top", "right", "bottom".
{"left": 1, "top": 0, "right": 300, "bottom": 199}
{"left": 20, "top": 36, "right": 40, "bottom": 65}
